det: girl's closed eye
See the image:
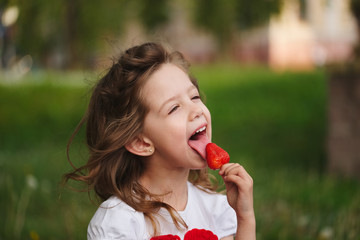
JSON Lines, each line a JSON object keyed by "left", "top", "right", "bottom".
{"left": 191, "top": 95, "right": 201, "bottom": 100}
{"left": 168, "top": 105, "right": 179, "bottom": 115}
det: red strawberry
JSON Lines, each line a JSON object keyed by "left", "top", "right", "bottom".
{"left": 205, "top": 143, "right": 230, "bottom": 170}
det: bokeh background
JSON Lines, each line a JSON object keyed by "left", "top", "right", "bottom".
{"left": 1, "top": 0, "right": 360, "bottom": 239}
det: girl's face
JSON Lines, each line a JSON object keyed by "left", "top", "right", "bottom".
{"left": 141, "top": 63, "right": 212, "bottom": 170}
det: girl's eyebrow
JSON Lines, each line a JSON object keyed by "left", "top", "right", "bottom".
{"left": 158, "top": 85, "right": 197, "bottom": 113}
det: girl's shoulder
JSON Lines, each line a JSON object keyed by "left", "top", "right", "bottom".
{"left": 99, "top": 195, "right": 135, "bottom": 210}
{"left": 88, "top": 196, "right": 147, "bottom": 239}
{"left": 92, "top": 195, "right": 143, "bottom": 221}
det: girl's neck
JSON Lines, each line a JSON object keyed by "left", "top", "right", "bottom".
{"left": 140, "top": 167, "right": 189, "bottom": 211}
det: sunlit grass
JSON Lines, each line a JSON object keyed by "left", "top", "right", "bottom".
{"left": 1, "top": 65, "right": 359, "bottom": 239}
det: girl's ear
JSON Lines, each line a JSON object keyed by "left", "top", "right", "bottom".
{"left": 125, "top": 136, "right": 154, "bottom": 156}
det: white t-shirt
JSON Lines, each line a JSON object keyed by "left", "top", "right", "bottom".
{"left": 87, "top": 182, "right": 237, "bottom": 240}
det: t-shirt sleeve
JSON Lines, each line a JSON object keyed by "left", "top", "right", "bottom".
{"left": 213, "top": 194, "right": 237, "bottom": 239}
{"left": 87, "top": 199, "right": 145, "bottom": 240}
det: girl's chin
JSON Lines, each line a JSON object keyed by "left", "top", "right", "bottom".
{"left": 190, "top": 160, "right": 208, "bottom": 170}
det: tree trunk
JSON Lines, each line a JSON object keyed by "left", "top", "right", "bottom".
{"left": 328, "top": 73, "right": 360, "bottom": 180}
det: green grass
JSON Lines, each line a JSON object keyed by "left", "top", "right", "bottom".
{"left": 1, "top": 66, "right": 359, "bottom": 239}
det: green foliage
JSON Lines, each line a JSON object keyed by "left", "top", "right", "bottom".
{"left": 15, "top": 0, "right": 63, "bottom": 63}
{"left": 192, "top": 0, "right": 283, "bottom": 46}
{"left": 10, "top": 0, "right": 172, "bottom": 68}
{"left": 1, "top": 67, "right": 359, "bottom": 239}
{"left": 14, "top": 0, "right": 127, "bottom": 68}
{"left": 6, "top": 0, "right": 285, "bottom": 68}
{"left": 138, "top": 0, "right": 170, "bottom": 31}
{"left": 0, "top": 0, "right": 10, "bottom": 9}
{"left": 234, "top": 0, "right": 283, "bottom": 29}
{"left": 193, "top": 0, "right": 236, "bottom": 44}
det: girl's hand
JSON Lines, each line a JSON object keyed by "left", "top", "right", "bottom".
{"left": 219, "top": 163, "right": 255, "bottom": 221}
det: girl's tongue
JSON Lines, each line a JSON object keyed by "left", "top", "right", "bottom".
{"left": 188, "top": 133, "right": 211, "bottom": 160}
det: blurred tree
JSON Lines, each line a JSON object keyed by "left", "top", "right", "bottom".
{"left": 192, "top": 0, "right": 236, "bottom": 48}
{"left": 192, "top": 0, "right": 283, "bottom": 53}
{"left": 234, "top": 0, "right": 283, "bottom": 29}
{"left": 11, "top": 0, "right": 282, "bottom": 68}
{"left": 62, "top": 0, "right": 130, "bottom": 68}
{"left": 138, "top": 0, "right": 170, "bottom": 32}
{"left": 14, "top": 0, "right": 56, "bottom": 67}
{"left": 15, "top": 0, "right": 127, "bottom": 69}
{"left": 12, "top": 0, "right": 171, "bottom": 69}
{"left": 327, "top": 0, "right": 360, "bottom": 180}
{"left": 1, "top": 2, "right": 19, "bottom": 68}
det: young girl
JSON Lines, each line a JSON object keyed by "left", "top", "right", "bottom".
{"left": 65, "top": 42, "right": 255, "bottom": 240}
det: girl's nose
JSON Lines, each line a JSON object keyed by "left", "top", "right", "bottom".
{"left": 190, "top": 105, "right": 203, "bottom": 120}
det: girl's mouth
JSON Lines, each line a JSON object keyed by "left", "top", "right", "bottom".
{"left": 189, "top": 126, "right": 206, "bottom": 140}
{"left": 188, "top": 126, "right": 210, "bottom": 159}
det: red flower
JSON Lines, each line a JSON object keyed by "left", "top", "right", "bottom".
{"left": 184, "top": 229, "right": 218, "bottom": 240}
{"left": 150, "top": 234, "right": 181, "bottom": 240}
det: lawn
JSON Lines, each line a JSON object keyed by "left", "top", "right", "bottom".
{"left": 0, "top": 66, "right": 359, "bottom": 240}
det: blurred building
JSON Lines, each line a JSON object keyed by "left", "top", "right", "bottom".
{"left": 236, "top": 0, "right": 358, "bottom": 71}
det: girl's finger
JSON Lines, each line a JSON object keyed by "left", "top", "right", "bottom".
{"left": 223, "top": 174, "right": 253, "bottom": 191}
{"left": 219, "top": 163, "right": 238, "bottom": 175}
{"left": 220, "top": 163, "right": 251, "bottom": 181}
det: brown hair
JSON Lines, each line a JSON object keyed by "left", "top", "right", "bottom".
{"left": 65, "top": 42, "right": 217, "bottom": 235}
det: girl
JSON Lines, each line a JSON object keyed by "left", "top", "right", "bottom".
{"left": 65, "top": 42, "right": 255, "bottom": 240}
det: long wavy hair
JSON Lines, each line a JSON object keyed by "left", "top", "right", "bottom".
{"left": 64, "top": 42, "right": 217, "bottom": 235}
